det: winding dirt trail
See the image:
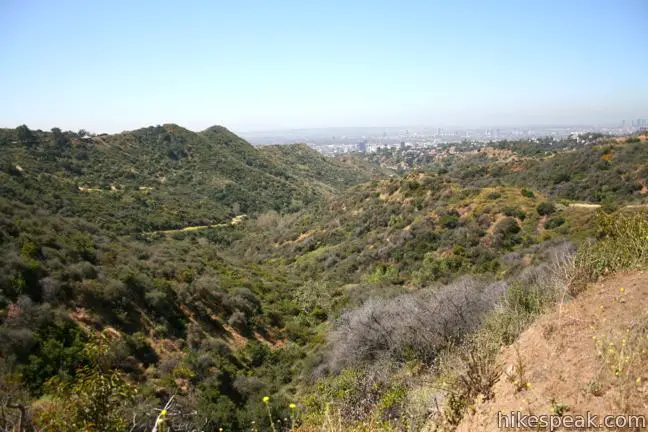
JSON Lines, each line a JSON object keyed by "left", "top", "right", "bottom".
{"left": 146, "top": 214, "right": 247, "bottom": 236}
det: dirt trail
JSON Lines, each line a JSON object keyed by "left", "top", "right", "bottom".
{"left": 147, "top": 214, "right": 247, "bottom": 236}
{"left": 457, "top": 271, "right": 648, "bottom": 431}
{"left": 568, "top": 203, "right": 602, "bottom": 209}
{"left": 568, "top": 203, "right": 648, "bottom": 210}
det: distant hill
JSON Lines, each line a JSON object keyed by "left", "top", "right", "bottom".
{"left": 0, "top": 124, "right": 377, "bottom": 233}
{"left": 259, "top": 143, "right": 390, "bottom": 190}
{"left": 358, "top": 137, "right": 648, "bottom": 206}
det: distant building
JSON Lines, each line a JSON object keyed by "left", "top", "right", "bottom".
{"left": 358, "top": 139, "right": 367, "bottom": 152}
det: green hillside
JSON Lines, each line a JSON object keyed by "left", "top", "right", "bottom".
{"left": 260, "top": 143, "right": 390, "bottom": 191}
{"left": 0, "top": 125, "right": 374, "bottom": 233}
{"left": 362, "top": 137, "right": 648, "bottom": 207}
{"left": 0, "top": 125, "right": 646, "bottom": 431}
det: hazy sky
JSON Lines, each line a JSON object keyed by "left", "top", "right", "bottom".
{"left": 1, "top": 0, "right": 647, "bottom": 133}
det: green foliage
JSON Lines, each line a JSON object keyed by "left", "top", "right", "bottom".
{"left": 413, "top": 253, "right": 469, "bottom": 284}
{"left": 520, "top": 188, "right": 535, "bottom": 198}
{"left": 363, "top": 264, "right": 400, "bottom": 284}
{"left": 16, "top": 124, "right": 35, "bottom": 144}
{"left": 37, "top": 336, "right": 134, "bottom": 431}
{"left": 506, "top": 143, "right": 647, "bottom": 204}
{"left": 575, "top": 211, "right": 648, "bottom": 280}
{"left": 536, "top": 202, "right": 556, "bottom": 216}
{"left": 544, "top": 216, "right": 565, "bottom": 229}
{"left": 19, "top": 320, "right": 87, "bottom": 394}
{"left": 502, "top": 206, "right": 526, "bottom": 220}
{"left": 2, "top": 122, "right": 645, "bottom": 431}
{"left": 439, "top": 213, "right": 460, "bottom": 229}
{"left": 0, "top": 126, "right": 372, "bottom": 234}
{"left": 493, "top": 217, "right": 522, "bottom": 250}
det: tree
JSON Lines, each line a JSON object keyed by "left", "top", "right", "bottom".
{"left": 493, "top": 217, "right": 522, "bottom": 250}
{"left": 16, "top": 125, "right": 35, "bottom": 144}
{"left": 544, "top": 217, "right": 565, "bottom": 230}
{"left": 51, "top": 127, "right": 70, "bottom": 148}
{"left": 35, "top": 335, "right": 134, "bottom": 431}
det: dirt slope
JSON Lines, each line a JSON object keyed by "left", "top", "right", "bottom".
{"left": 458, "top": 271, "right": 648, "bottom": 431}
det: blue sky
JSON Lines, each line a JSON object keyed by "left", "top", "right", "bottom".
{"left": 1, "top": 0, "right": 647, "bottom": 133}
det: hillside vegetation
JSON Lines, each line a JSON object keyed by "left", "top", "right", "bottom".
{"left": 0, "top": 125, "right": 375, "bottom": 233}
{"left": 458, "top": 270, "right": 648, "bottom": 431}
{"left": 0, "top": 124, "right": 647, "bottom": 431}
{"left": 365, "top": 136, "right": 648, "bottom": 208}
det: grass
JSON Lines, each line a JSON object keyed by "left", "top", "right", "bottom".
{"left": 593, "top": 312, "right": 648, "bottom": 413}
{"left": 575, "top": 211, "right": 648, "bottom": 281}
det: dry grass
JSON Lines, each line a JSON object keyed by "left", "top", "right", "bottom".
{"left": 456, "top": 271, "right": 648, "bottom": 431}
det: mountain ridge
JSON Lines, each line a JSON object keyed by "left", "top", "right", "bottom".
{"left": 0, "top": 123, "right": 376, "bottom": 233}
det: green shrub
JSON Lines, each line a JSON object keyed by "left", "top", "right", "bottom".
{"left": 440, "top": 212, "right": 460, "bottom": 229}
{"left": 502, "top": 206, "right": 526, "bottom": 220}
{"left": 520, "top": 188, "right": 535, "bottom": 198}
{"left": 536, "top": 202, "right": 556, "bottom": 216}
{"left": 36, "top": 336, "right": 134, "bottom": 432}
{"left": 601, "top": 199, "right": 618, "bottom": 214}
{"left": 544, "top": 216, "right": 565, "bottom": 230}
{"left": 493, "top": 217, "right": 522, "bottom": 250}
{"left": 575, "top": 212, "right": 648, "bottom": 281}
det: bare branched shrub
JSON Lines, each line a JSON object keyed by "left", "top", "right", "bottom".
{"left": 442, "top": 337, "right": 502, "bottom": 427}
{"left": 328, "top": 278, "right": 504, "bottom": 370}
{"left": 255, "top": 210, "right": 282, "bottom": 229}
{"left": 228, "top": 310, "right": 250, "bottom": 334}
{"left": 509, "top": 241, "right": 577, "bottom": 312}
{"left": 546, "top": 241, "right": 579, "bottom": 295}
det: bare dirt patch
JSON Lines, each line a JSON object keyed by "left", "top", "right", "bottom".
{"left": 458, "top": 271, "right": 648, "bottom": 431}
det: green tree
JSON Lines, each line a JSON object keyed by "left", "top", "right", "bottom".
{"left": 16, "top": 124, "right": 35, "bottom": 144}
{"left": 51, "top": 127, "right": 70, "bottom": 148}
{"left": 37, "top": 335, "right": 134, "bottom": 432}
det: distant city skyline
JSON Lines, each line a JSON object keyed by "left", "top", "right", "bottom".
{"left": 240, "top": 122, "right": 647, "bottom": 155}
{"left": 1, "top": 1, "right": 647, "bottom": 133}
{"left": 237, "top": 119, "right": 645, "bottom": 136}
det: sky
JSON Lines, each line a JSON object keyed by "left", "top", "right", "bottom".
{"left": 1, "top": 0, "right": 647, "bottom": 133}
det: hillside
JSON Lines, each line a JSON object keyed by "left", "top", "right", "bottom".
{"left": 457, "top": 270, "right": 648, "bottom": 431}
{"left": 0, "top": 124, "right": 647, "bottom": 431}
{"left": 235, "top": 172, "right": 600, "bottom": 288}
{"left": 359, "top": 137, "right": 648, "bottom": 207}
{"left": 259, "top": 143, "right": 390, "bottom": 192}
{"left": 0, "top": 124, "right": 381, "bottom": 430}
{"left": 0, "top": 124, "right": 375, "bottom": 233}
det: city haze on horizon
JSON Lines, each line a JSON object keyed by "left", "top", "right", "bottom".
{"left": 1, "top": 0, "right": 647, "bottom": 134}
